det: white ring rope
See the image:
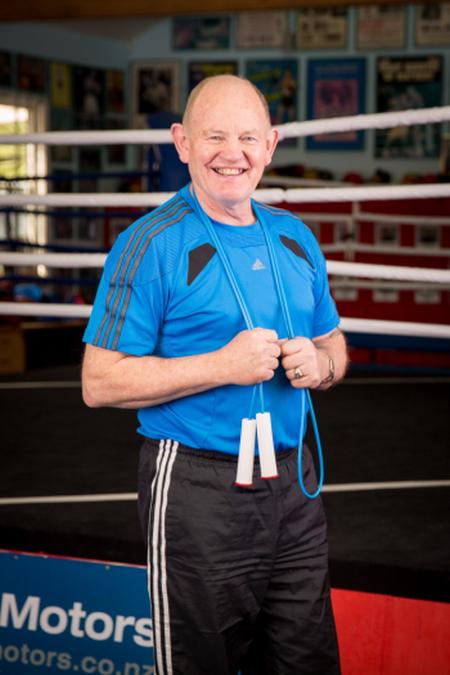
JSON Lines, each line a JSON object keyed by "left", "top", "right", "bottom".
{"left": 1, "top": 106, "right": 449, "bottom": 342}
{"left": 326, "top": 261, "right": 450, "bottom": 284}
{"left": 2, "top": 251, "right": 450, "bottom": 285}
{"left": 0, "top": 301, "right": 448, "bottom": 339}
{"left": 276, "top": 106, "right": 450, "bottom": 140}
{"left": 0, "top": 252, "right": 106, "bottom": 268}
{"left": 0, "top": 106, "right": 449, "bottom": 146}
{"left": 1, "top": 183, "right": 450, "bottom": 209}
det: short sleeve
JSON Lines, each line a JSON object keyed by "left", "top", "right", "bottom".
{"left": 83, "top": 233, "right": 165, "bottom": 355}
{"left": 311, "top": 245, "right": 340, "bottom": 338}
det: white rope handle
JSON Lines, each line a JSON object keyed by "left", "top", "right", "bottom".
{"left": 1, "top": 106, "right": 449, "bottom": 145}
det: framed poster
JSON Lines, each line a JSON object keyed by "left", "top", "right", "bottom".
{"left": 105, "top": 118, "right": 127, "bottom": 165}
{"left": 376, "top": 56, "right": 442, "bottom": 159}
{"left": 415, "top": 3, "right": 450, "bottom": 46}
{"left": 246, "top": 60, "right": 298, "bottom": 147}
{"left": 0, "top": 51, "right": 12, "bottom": 87}
{"left": 17, "top": 55, "right": 46, "bottom": 93}
{"left": 50, "top": 109, "right": 73, "bottom": 163}
{"left": 357, "top": 5, "right": 406, "bottom": 50}
{"left": 307, "top": 58, "right": 366, "bottom": 151}
{"left": 246, "top": 60, "right": 298, "bottom": 125}
{"left": 73, "top": 66, "right": 105, "bottom": 129}
{"left": 296, "top": 8, "right": 347, "bottom": 50}
{"left": 172, "top": 16, "right": 230, "bottom": 50}
{"left": 132, "top": 61, "right": 180, "bottom": 126}
{"left": 188, "top": 61, "right": 238, "bottom": 92}
{"left": 50, "top": 62, "right": 72, "bottom": 108}
{"left": 106, "top": 70, "right": 125, "bottom": 114}
{"left": 236, "top": 12, "right": 288, "bottom": 49}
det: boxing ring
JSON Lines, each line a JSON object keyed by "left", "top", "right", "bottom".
{"left": 1, "top": 106, "right": 449, "bottom": 675}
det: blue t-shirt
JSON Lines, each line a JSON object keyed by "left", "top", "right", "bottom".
{"left": 83, "top": 184, "right": 340, "bottom": 454}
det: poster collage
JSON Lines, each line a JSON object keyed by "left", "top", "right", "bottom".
{"left": 133, "top": 5, "right": 448, "bottom": 159}
{"left": 0, "top": 4, "right": 448, "bottom": 168}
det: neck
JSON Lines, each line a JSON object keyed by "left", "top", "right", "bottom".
{"left": 192, "top": 186, "right": 255, "bottom": 226}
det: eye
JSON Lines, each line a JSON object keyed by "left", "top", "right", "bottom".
{"left": 242, "top": 135, "right": 257, "bottom": 143}
{"left": 209, "top": 135, "right": 223, "bottom": 142}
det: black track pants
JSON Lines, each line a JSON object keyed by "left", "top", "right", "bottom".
{"left": 138, "top": 438, "right": 340, "bottom": 675}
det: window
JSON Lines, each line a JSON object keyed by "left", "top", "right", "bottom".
{"left": 0, "top": 96, "right": 48, "bottom": 277}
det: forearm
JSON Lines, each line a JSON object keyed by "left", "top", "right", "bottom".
{"left": 82, "top": 346, "right": 227, "bottom": 409}
{"left": 82, "top": 328, "right": 281, "bottom": 409}
{"left": 313, "top": 328, "right": 349, "bottom": 390}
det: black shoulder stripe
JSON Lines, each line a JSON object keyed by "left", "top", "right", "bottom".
{"left": 187, "top": 243, "right": 216, "bottom": 285}
{"left": 257, "top": 202, "right": 302, "bottom": 220}
{"left": 280, "top": 234, "right": 313, "bottom": 268}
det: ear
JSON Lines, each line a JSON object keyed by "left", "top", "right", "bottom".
{"left": 171, "top": 123, "right": 190, "bottom": 164}
{"left": 264, "top": 128, "right": 279, "bottom": 166}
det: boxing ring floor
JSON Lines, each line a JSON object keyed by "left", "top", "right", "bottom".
{"left": 0, "top": 364, "right": 449, "bottom": 604}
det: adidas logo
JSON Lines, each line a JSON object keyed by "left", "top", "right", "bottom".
{"left": 251, "top": 258, "right": 266, "bottom": 271}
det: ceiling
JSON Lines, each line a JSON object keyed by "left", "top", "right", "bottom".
{"left": 53, "top": 17, "right": 159, "bottom": 45}
{"left": 0, "top": 0, "right": 428, "bottom": 23}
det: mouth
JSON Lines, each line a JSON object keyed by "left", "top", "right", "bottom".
{"left": 212, "top": 167, "right": 247, "bottom": 176}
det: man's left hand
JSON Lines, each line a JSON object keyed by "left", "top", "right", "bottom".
{"left": 280, "top": 337, "right": 329, "bottom": 389}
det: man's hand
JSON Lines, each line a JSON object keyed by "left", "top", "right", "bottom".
{"left": 218, "top": 328, "right": 281, "bottom": 386}
{"left": 280, "top": 337, "right": 329, "bottom": 389}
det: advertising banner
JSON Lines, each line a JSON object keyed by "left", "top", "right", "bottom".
{"left": 0, "top": 550, "right": 153, "bottom": 675}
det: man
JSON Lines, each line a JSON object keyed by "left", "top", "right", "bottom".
{"left": 82, "top": 75, "right": 347, "bottom": 675}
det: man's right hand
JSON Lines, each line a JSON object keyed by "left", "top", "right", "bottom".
{"left": 217, "top": 328, "right": 281, "bottom": 386}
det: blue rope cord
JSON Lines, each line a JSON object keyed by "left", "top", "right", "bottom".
{"left": 190, "top": 189, "right": 263, "bottom": 416}
{"left": 190, "top": 188, "right": 323, "bottom": 498}
{"left": 258, "top": 213, "right": 324, "bottom": 498}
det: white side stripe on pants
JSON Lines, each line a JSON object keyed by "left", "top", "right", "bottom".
{"left": 147, "top": 439, "right": 178, "bottom": 675}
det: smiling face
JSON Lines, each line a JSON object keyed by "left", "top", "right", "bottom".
{"left": 171, "top": 76, "right": 279, "bottom": 224}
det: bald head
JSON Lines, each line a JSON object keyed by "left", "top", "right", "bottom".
{"left": 183, "top": 75, "right": 271, "bottom": 131}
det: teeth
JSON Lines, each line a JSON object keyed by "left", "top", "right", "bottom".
{"left": 214, "top": 168, "right": 244, "bottom": 176}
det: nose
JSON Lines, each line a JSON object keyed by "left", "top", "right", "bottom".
{"left": 220, "top": 137, "right": 244, "bottom": 161}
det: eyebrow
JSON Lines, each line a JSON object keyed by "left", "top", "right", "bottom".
{"left": 201, "top": 128, "right": 262, "bottom": 136}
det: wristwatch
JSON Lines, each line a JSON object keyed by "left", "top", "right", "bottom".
{"left": 320, "top": 354, "right": 335, "bottom": 385}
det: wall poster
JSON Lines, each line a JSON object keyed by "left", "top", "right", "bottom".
{"left": 376, "top": 56, "right": 442, "bottom": 159}
{"left": 296, "top": 8, "right": 347, "bottom": 50}
{"left": 307, "top": 58, "right": 366, "bottom": 151}
{"left": 236, "top": 12, "right": 289, "bottom": 49}
{"left": 246, "top": 59, "right": 298, "bottom": 145}
{"left": 73, "top": 66, "right": 105, "bottom": 130}
{"left": 50, "top": 63, "right": 72, "bottom": 108}
{"left": 17, "top": 55, "right": 46, "bottom": 93}
{"left": 106, "top": 70, "right": 125, "bottom": 114}
{"left": 132, "top": 61, "right": 180, "bottom": 127}
{"left": 356, "top": 5, "right": 406, "bottom": 50}
{"left": 415, "top": 3, "right": 450, "bottom": 46}
{"left": 188, "top": 61, "right": 238, "bottom": 92}
{"left": 172, "top": 16, "right": 231, "bottom": 50}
